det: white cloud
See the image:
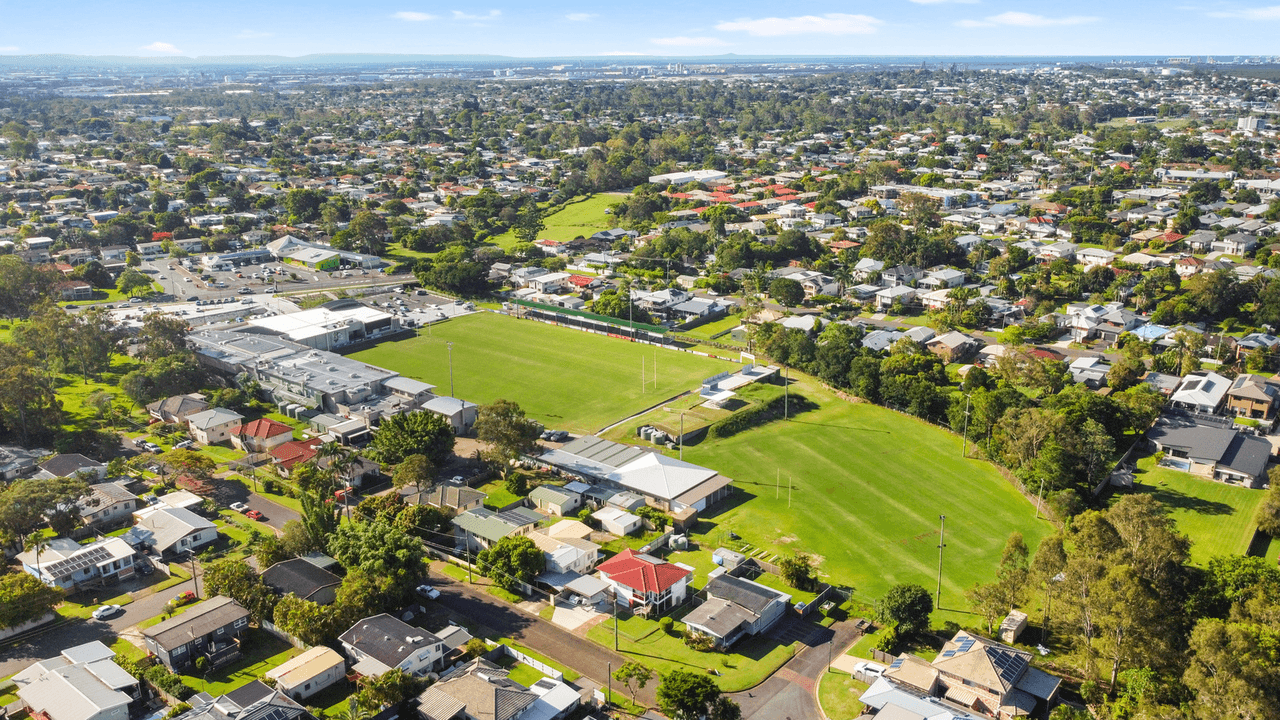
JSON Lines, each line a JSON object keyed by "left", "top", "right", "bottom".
{"left": 392, "top": 11, "right": 435, "bottom": 21}
{"left": 650, "top": 36, "right": 730, "bottom": 47}
{"left": 957, "top": 11, "right": 1098, "bottom": 27}
{"left": 452, "top": 9, "right": 501, "bottom": 20}
{"left": 236, "top": 30, "right": 273, "bottom": 39}
{"left": 566, "top": 12, "right": 597, "bottom": 21}
{"left": 715, "top": 13, "right": 882, "bottom": 36}
{"left": 1208, "top": 5, "right": 1280, "bottom": 19}
{"left": 0, "top": 46, "right": 19, "bottom": 54}
{"left": 140, "top": 41, "right": 183, "bottom": 54}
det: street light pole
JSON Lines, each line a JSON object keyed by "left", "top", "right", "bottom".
{"left": 447, "top": 341, "right": 455, "bottom": 397}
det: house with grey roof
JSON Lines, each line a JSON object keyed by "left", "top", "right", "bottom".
{"left": 422, "top": 395, "right": 480, "bottom": 435}
{"left": 339, "top": 613, "right": 445, "bottom": 678}
{"left": 452, "top": 507, "right": 543, "bottom": 552}
{"left": 1147, "top": 421, "right": 1272, "bottom": 487}
{"left": 415, "top": 657, "right": 537, "bottom": 720}
{"left": 38, "top": 453, "right": 107, "bottom": 480}
{"left": 132, "top": 505, "right": 217, "bottom": 557}
{"left": 174, "top": 680, "right": 314, "bottom": 720}
{"left": 1225, "top": 374, "right": 1280, "bottom": 420}
{"left": 683, "top": 574, "right": 791, "bottom": 648}
{"left": 529, "top": 485, "right": 581, "bottom": 516}
{"left": 79, "top": 481, "right": 139, "bottom": 530}
{"left": 425, "top": 481, "right": 487, "bottom": 513}
{"left": 143, "top": 596, "right": 251, "bottom": 672}
{"left": 147, "top": 394, "right": 211, "bottom": 424}
{"left": 261, "top": 558, "right": 342, "bottom": 605}
{"left": 185, "top": 408, "right": 246, "bottom": 445}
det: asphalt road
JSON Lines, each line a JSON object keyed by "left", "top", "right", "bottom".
{"left": 0, "top": 569, "right": 200, "bottom": 677}
{"left": 427, "top": 564, "right": 658, "bottom": 707}
{"left": 730, "top": 616, "right": 865, "bottom": 720}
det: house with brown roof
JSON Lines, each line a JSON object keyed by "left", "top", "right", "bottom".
{"left": 146, "top": 394, "right": 210, "bottom": 424}
{"left": 230, "top": 418, "right": 295, "bottom": 453}
{"left": 1225, "top": 373, "right": 1280, "bottom": 420}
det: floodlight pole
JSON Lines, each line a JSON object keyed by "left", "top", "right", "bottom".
{"left": 936, "top": 515, "right": 946, "bottom": 610}
{"left": 784, "top": 365, "right": 789, "bottom": 419}
{"left": 961, "top": 393, "right": 972, "bottom": 458}
{"left": 679, "top": 413, "right": 685, "bottom": 461}
{"left": 447, "top": 341, "right": 455, "bottom": 397}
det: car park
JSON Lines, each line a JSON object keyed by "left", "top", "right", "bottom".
{"left": 92, "top": 604, "right": 124, "bottom": 620}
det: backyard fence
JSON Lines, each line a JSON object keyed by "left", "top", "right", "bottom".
{"left": 489, "top": 641, "right": 564, "bottom": 680}
{"left": 261, "top": 620, "right": 308, "bottom": 649}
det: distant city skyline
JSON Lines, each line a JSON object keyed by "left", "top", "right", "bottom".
{"left": 3, "top": 1, "right": 1280, "bottom": 59}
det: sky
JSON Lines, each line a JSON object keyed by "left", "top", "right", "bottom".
{"left": 3, "top": 1, "right": 1280, "bottom": 58}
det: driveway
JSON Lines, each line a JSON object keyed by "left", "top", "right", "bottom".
{"left": 730, "top": 616, "right": 865, "bottom": 720}
{"left": 209, "top": 476, "right": 300, "bottom": 531}
{"left": 0, "top": 570, "right": 201, "bottom": 677}
{"left": 427, "top": 563, "right": 656, "bottom": 706}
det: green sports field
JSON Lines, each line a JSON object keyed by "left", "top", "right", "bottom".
{"left": 489, "top": 193, "right": 627, "bottom": 248}
{"left": 680, "top": 375, "right": 1056, "bottom": 610}
{"left": 349, "top": 312, "right": 732, "bottom": 434}
{"left": 1114, "top": 455, "right": 1268, "bottom": 565}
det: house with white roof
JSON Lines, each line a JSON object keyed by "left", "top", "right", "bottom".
{"left": 1170, "top": 371, "right": 1232, "bottom": 415}
{"left": 17, "top": 537, "right": 136, "bottom": 590}
{"left": 12, "top": 641, "right": 140, "bottom": 720}
{"left": 133, "top": 505, "right": 217, "bottom": 557}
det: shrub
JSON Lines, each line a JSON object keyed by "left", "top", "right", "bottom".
{"left": 683, "top": 630, "right": 716, "bottom": 652}
{"left": 708, "top": 393, "right": 813, "bottom": 439}
{"left": 144, "top": 665, "right": 194, "bottom": 700}
{"left": 659, "top": 617, "right": 675, "bottom": 635}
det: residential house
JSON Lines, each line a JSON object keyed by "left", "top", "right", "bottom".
{"left": 926, "top": 332, "right": 981, "bottom": 363}
{"left": 1225, "top": 374, "right": 1280, "bottom": 420}
{"left": 230, "top": 418, "right": 295, "bottom": 453}
{"left": 264, "top": 646, "right": 346, "bottom": 703}
{"left": 919, "top": 268, "right": 967, "bottom": 290}
{"left": 185, "top": 408, "right": 246, "bottom": 445}
{"left": 527, "top": 530, "right": 600, "bottom": 575}
{"left": 683, "top": 574, "right": 791, "bottom": 649}
{"left": 142, "top": 596, "right": 251, "bottom": 672}
{"left": 172, "top": 680, "right": 315, "bottom": 720}
{"left": 1079, "top": 248, "right": 1116, "bottom": 268}
{"left": 147, "top": 394, "right": 210, "bottom": 424}
{"left": 596, "top": 548, "right": 691, "bottom": 612}
{"left": 875, "top": 285, "right": 916, "bottom": 310}
{"left": 452, "top": 507, "right": 542, "bottom": 553}
{"left": 0, "top": 445, "right": 49, "bottom": 481}
{"left": 133, "top": 505, "right": 217, "bottom": 557}
{"left": 79, "top": 482, "right": 139, "bottom": 530}
{"left": 529, "top": 485, "right": 581, "bottom": 516}
{"left": 1176, "top": 256, "right": 1205, "bottom": 278}
{"left": 868, "top": 630, "right": 1061, "bottom": 720}
{"left": 1212, "top": 232, "right": 1258, "bottom": 255}
{"left": 1147, "top": 421, "right": 1273, "bottom": 487}
{"left": 422, "top": 396, "right": 480, "bottom": 435}
{"left": 339, "top": 613, "right": 445, "bottom": 678}
{"left": 39, "top": 453, "right": 107, "bottom": 480}
{"left": 18, "top": 537, "right": 136, "bottom": 591}
{"left": 1170, "top": 371, "right": 1232, "bottom": 414}
{"left": 414, "top": 658, "right": 538, "bottom": 720}
{"left": 1068, "top": 356, "right": 1112, "bottom": 389}
{"left": 592, "top": 506, "right": 642, "bottom": 536}
{"left": 423, "top": 481, "right": 486, "bottom": 513}
{"left": 881, "top": 264, "right": 922, "bottom": 287}
{"left": 1185, "top": 231, "right": 1217, "bottom": 253}
{"left": 260, "top": 558, "right": 342, "bottom": 605}
{"left": 12, "top": 641, "right": 141, "bottom": 720}
{"left": 852, "top": 258, "right": 884, "bottom": 280}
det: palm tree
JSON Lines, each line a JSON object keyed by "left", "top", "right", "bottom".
{"left": 319, "top": 442, "right": 357, "bottom": 519}
{"left": 333, "top": 697, "right": 370, "bottom": 720}
{"left": 24, "top": 532, "right": 51, "bottom": 585}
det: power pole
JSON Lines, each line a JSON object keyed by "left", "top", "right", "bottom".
{"left": 679, "top": 413, "right": 684, "bottom": 461}
{"left": 466, "top": 530, "right": 473, "bottom": 584}
{"left": 960, "top": 393, "right": 972, "bottom": 458}
{"left": 784, "top": 365, "right": 789, "bottom": 419}
{"left": 936, "top": 515, "right": 946, "bottom": 610}
{"left": 613, "top": 589, "right": 619, "bottom": 651}
{"left": 607, "top": 662, "right": 612, "bottom": 709}
{"left": 189, "top": 551, "right": 200, "bottom": 598}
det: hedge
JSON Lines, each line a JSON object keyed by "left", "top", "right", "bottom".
{"left": 707, "top": 392, "right": 814, "bottom": 439}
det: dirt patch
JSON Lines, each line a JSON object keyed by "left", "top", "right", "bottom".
{"left": 777, "top": 535, "right": 798, "bottom": 544}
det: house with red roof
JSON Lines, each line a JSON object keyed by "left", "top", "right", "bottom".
{"left": 270, "top": 438, "right": 324, "bottom": 474}
{"left": 231, "top": 418, "right": 296, "bottom": 454}
{"left": 596, "top": 548, "right": 691, "bottom": 612}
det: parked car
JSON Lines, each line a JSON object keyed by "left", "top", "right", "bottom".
{"left": 129, "top": 297, "right": 143, "bottom": 304}
{"left": 415, "top": 584, "right": 441, "bottom": 600}
{"left": 238, "top": 287, "right": 253, "bottom": 295}
{"left": 135, "top": 559, "right": 154, "bottom": 576}
{"left": 172, "top": 591, "right": 196, "bottom": 607}
{"left": 92, "top": 604, "right": 124, "bottom": 620}
{"left": 229, "top": 502, "right": 248, "bottom": 513}
{"left": 186, "top": 295, "right": 199, "bottom": 302}
{"left": 245, "top": 510, "right": 264, "bottom": 521}
{"left": 552, "top": 430, "right": 569, "bottom": 442}
{"left": 173, "top": 440, "right": 194, "bottom": 450}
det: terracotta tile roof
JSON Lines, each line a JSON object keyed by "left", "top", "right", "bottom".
{"left": 235, "top": 418, "right": 294, "bottom": 439}
{"left": 597, "top": 548, "right": 690, "bottom": 594}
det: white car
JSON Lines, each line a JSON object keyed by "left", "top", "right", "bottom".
{"left": 92, "top": 604, "right": 124, "bottom": 620}
{"left": 229, "top": 502, "right": 248, "bottom": 513}
{"left": 415, "top": 584, "right": 441, "bottom": 600}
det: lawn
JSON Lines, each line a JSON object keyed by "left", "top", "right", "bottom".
{"left": 59, "top": 591, "right": 134, "bottom": 619}
{"left": 478, "top": 479, "right": 524, "bottom": 510}
{"left": 819, "top": 671, "right": 869, "bottom": 720}
{"left": 487, "top": 194, "right": 627, "bottom": 249}
{"left": 679, "top": 374, "right": 1055, "bottom": 615}
{"left": 180, "top": 630, "right": 301, "bottom": 696}
{"left": 678, "top": 315, "right": 745, "bottom": 343}
{"left": 349, "top": 313, "right": 733, "bottom": 434}
{"left": 496, "top": 639, "right": 581, "bottom": 682}
{"left": 847, "top": 627, "right": 885, "bottom": 660}
{"left": 54, "top": 356, "right": 148, "bottom": 434}
{"left": 586, "top": 613, "right": 794, "bottom": 692}
{"left": 1113, "top": 455, "right": 1268, "bottom": 565}
{"left": 201, "top": 445, "right": 248, "bottom": 464}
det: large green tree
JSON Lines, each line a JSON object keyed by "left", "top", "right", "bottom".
{"left": 369, "top": 410, "right": 455, "bottom": 465}
{"left": 656, "top": 670, "right": 725, "bottom": 720}
{"left": 474, "top": 399, "right": 541, "bottom": 475}
{"left": 202, "top": 560, "right": 277, "bottom": 623}
{"left": 875, "top": 583, "right": 933, "bottom": 637}
{"left": 476, "top": 535, "right": 544, "bottom": 592}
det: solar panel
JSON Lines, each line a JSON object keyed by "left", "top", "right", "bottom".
{"left": 45, "top": 544, "right": 113, "bottom": 578}
{"left": 940, "top": 650, "right": 956, "bottom": 658}
{"left": 958, "top": 637, "right": 976, "bottom": 652}
{"left": 889, "top": 659, "right": 905, "bottom": 670}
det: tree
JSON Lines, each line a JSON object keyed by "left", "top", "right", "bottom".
{"left": 768, "top": 277, "right": 805, "bottom": 307}
{"left": 393, "top": 454, "right": 436, "bottom": 505}
{"left": 159, "top": 449, "right": 216, "bottom": 480}
{"left": 136, "top": 313, "right": 191, "bottom": 362}
{"left": 356, "top": 668, "right": 425, "bottom": 712}
{"left": 613, "top": 661, "right": 655, "bottom": 705}
{"left": 592, "top": 289, "right": 654, "bottom": 325}
{"left": 0, "top": 572, "right": 62, "bottom": 630}
{"left": 202, "top": 559, "right": 277, "bottom": 623}
{"left": 117, "top": 268, "right": 153, "bottom": 297}
{"left": 1256, "top": 468, "right": 1280, "bottom": 537}
{"left": 710, "top": 696, "right": 742, "bottom": 720}
{"left": 476, "top": 535, "right": 544, "bottom": 592}
{"left": 965, "top": 582, "right": 1006, "bottom": 635}
{"left": 874, "top": 583, "right": 933, "bottom": 637}
{"left": 348, "top": 211, "right": 389, "bottom": 256}
{"left": 474, "top": 399, "right": 542, "bottom": 475}
{"left": 0, "top": 476, "right": 90, "bottom": 540}
{"left": 513, "top": 201, "right": 545, "bottom": 244}
{"left": 327, "top": 519, "right": 425, "bottom": 598}
{"left": 273, "top": 593, "right": 340, "bottom": 646}
{"left": 1106, "top": 356, "right": 1145, "bottom": 392}
{"left": 1183, "top": 618, "right": 1280, "bottom": 720}
{"left": 779, "top": 553, "right": 818, "bottom": 592}
{"left": 656, "top": 670, "right": 723, "bottom": 720}
{"left": 369, "top": 410, "right": 455, "bottom": 465}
